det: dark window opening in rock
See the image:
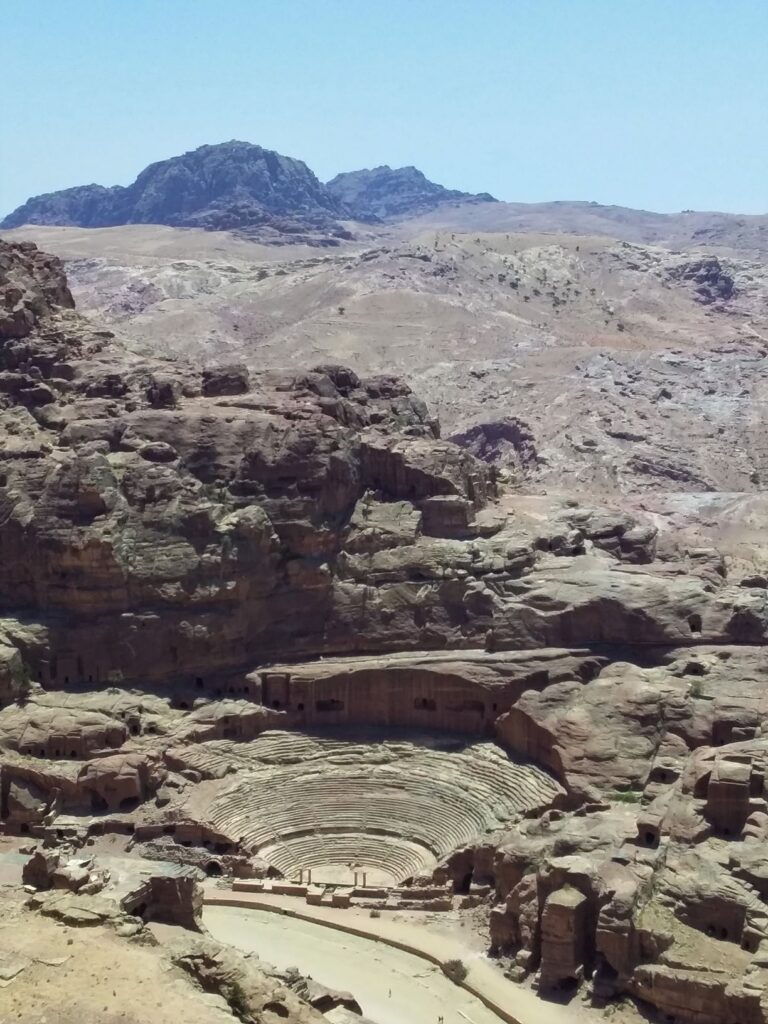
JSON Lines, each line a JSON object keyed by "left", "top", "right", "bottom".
{"left": 56, "top": 829, "right": 64, "bottom": 840}
{"left": 70, "top": 750, "right": 76, "bottom": 758}
{"left": 558, "top": 977, "right": 578, "bottom": 993}
{"left": 316, "top": 699, "right": 344, "bottom": 712}
{"left": 130, "top": 723, "right": 139, "bottom": 736}
{"left": 178, "top": 701, "right": 189, "bottom": 710}
{"left": 180, "top": 840, "right": 192, "bottom": 847}
{"left": 91, "top": 794, "right": 109, "bottom": 813}
{"left": 720, "top": 927, "right": 728, "bottom": 940}
{"left": 271, "top": 700, "right": 282, "bottom": 709}
{"left": 215, "top": 688, "right": 222, "bottom": 696}
{"left": 64, "top": 676, "right": 70, "bottom": 684}
{"left": 297, "top": 703, "right": 305, "bottom": 711}
{"left": 53, "top": 750, "right": 60, "bottom": 758}
{"left": 266, "top": 865, "right": 281, "bottom": 878}
{"left": 492, "top": 703, "right": 498, "bottom": 712}
{"left": 195, "top": 678, "right": 204, "bottom": 689}
{"left": 205, "top": 861, "right": 223, "bottom": 877}
{"left": 706, "top": 924, "right": 716, "bottom": 937}
{"left": 228, "top": 687, "right": 235, "bottom": 695}
{"left": 455, "top": 872, "right": 473, "bottom": 895}
{"left": 38, "top": 749, "right": 45, "bottom": 757}
{"left": 19, "top": 824, "right": 29, "bottom": 835}
{"left": 723, "top": 827, "right": 731, "bottom": 836}
{"left": 163, "top": 825, "right": 175, "bottom": 836}
{"left": 134, "top": 902, "right": 147, "bottom": 919}
{"left": 645, "top": 832, "right": 656, "bottom": 846}
{"left": 414, "top": 698, "right": 437, "bottom": 711}
{"left": 688, "top": 614, "right": 702, "bottom": 634}
{"left": 120, "top": 797, "right": 139, "bottom": 812}
{"left": 215, "top": 843, "right": 231, "bottom": 854}
{"left": 684, "top": 661, "right": 706, "bottom": 676}
{"left": 263, "top": 1004, "right": 290, "bottom": 1019}
{"left": 0, "top": 474, "right": 7, "bottom": 487}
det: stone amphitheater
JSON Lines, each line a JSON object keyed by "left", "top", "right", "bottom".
{"left": 171, "top": 730, "right": 562, "bottom": 886}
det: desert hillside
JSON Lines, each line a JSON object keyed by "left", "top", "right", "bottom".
{"left": 6, "top": 220, "right": 768, "bottom": 497}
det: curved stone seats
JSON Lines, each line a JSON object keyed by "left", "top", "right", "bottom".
{"left": 188, "top": 729, "right": 562, "bottom": 884}
{"left": 259, "top": 833, "right": 434, "bottom": 883}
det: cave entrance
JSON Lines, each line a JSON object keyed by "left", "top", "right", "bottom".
{"left": 455, "top": 871, "right": 473, "bottom": 895}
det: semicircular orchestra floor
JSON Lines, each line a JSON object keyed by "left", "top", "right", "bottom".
{"left": 174, "top": 729, "right": 563, "bottom": 887}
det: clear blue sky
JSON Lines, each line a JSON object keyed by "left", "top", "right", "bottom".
{"left": 3, "top": 0, "right": 766, "bottom": 215}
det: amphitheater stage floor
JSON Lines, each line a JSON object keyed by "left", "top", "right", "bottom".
{"left": 203, "top": 892, "right": 582, "bottom": 1024}
{"left": 204, "top": 903, "right": 505, "bottom": 1024}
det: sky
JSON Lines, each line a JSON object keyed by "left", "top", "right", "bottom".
{"left": 3, "top": 0, "right": 766, "bottom": 216}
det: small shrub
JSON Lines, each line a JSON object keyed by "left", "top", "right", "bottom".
{"left": 443, "top": 959, "right": 468, "bottom": 985}
{"left": 337, "top": 305, "right": 345, "bottom": 316}
{"left": 227, "top": 981, "right": 250, "bottom": 1019}
{"left": 611, "top": 790, "right": 642, "bottom": 804}
{"left": 369, "top": 908, "right": 381, "bottom": 918}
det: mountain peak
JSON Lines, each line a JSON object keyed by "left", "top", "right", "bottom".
{"left": 1, "top": 141, "right": 345, "bottom": 236}
{"left": 326, "top": 164, "right": 496, "bottom": 220}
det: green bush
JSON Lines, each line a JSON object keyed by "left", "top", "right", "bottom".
{"left": 611, "top": 790, "right": 642, "bottom": 804}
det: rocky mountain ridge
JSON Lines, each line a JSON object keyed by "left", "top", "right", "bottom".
{"left": 0, "top": 141, "right": 496, "bottom": 244}
{"left": 4, "top": 140, "right": 765, "bottom": 253}
{"left": 1, "top": 142, "right": 352, "bottom": 245}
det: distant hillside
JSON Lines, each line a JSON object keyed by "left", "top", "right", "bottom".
{"left": 396, "top": 199, "right": 768, "bottom": 254}
{"left": 325, "top": 164, "right": 496, "bottom": 220}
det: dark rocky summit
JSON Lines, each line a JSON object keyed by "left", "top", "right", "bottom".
{"left": 2, "top": 144, "right": 496, "bottom": 236}
{"left": 1, "top": 142, "right": 352, "bottom": 243}
{"left": 325, "top": 164, "right": 496, "bottom": 220}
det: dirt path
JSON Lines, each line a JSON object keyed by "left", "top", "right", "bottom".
{"left": 204, "top": 904, "right": 504, "bottom": 1024}
{"left": 203, "top": 895, "right": 581, "bottom": 1024}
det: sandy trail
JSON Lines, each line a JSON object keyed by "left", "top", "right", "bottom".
{"left": 205, "top": 904, "right": 503, "bottom": 1024}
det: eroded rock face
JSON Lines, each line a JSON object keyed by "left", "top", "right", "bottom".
{"left": 0, "top": 240, "right": 73, "bottom": 339}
